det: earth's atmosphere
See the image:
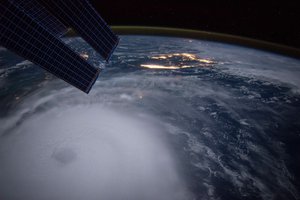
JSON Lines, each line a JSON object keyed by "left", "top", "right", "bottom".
{"left": 0, "top": 35, "right": 300, "bottom": 200}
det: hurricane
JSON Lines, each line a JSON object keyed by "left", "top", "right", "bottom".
{"left": 1, "top": 36, "right": 300, "bottom": 200}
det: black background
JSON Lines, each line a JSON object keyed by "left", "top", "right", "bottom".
{"left": 90, "top": 0, "right": 300, "bottom": 48}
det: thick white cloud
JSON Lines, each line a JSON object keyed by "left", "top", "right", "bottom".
{"left": 0, "top": 102, "right": 191, "bottom": 200}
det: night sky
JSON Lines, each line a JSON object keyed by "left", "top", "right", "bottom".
{"left": 90, "top": 0, "right": 300, "bottom": 48}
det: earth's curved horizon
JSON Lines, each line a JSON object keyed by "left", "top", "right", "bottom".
{"left": 110, "top": 26, "right": 300, "bottom": 59}
{"left": 1, "top": 34, "right": 300, "bottom": 200}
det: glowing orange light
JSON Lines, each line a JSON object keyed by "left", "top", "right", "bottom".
{"left": 142, "top": 53, "right": 214, "bottom": 70}
{"left": 149, "top": 53, "right": 214, "bottom": 64}
{"left": 80, "top": 53, "right": 89, "bottom": 60}
{"left": 152, "top": 56, "right": 168, "bottom": 59}
{"left": 140, "top": 64, "right": 191, "bottom": 69}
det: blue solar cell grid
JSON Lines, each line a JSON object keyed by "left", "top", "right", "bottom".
{"left": 41, "top": 0, "right": 119, "bottom": 61}
{"left": 0, "top": 0, "right": 100, "bottom": 93}
{"left": 12, "top": 0, "right": 67, "bottom": 37}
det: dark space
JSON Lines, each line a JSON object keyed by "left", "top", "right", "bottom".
{"left": 89, "top": 0, "right": 300, "bottom": 48}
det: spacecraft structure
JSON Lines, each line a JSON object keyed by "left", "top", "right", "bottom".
{"left": 0, "top": 0, "right": 119, "bottom": 93}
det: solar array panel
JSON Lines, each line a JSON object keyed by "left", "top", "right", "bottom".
{"left": 0, "top": 0, "right": 101, "bottom": 93}
{"left": 11, "top": 0, "right": 68, "bottom": 37}
{"left": 40, "top": 0, "right": 119, "bottom": 61}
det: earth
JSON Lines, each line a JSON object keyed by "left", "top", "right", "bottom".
{"left": 1, "top": 34, "right": 300, "bottom": 200}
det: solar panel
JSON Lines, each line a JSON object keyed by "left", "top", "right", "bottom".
{"left": 40, "top": 0, "right": 119, "bottom": 61}
{"left": 11, "top": 0, "right": 68, "bottom": 38}
{"left": 0, "top": 0, "right": 100, "bottom": 93}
